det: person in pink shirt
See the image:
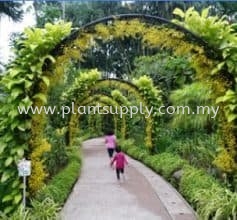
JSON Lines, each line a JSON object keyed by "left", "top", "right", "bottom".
{"left": 110, "top": 146, "right": 128, "bottom": 181}
{"left": 105, "top": 130, "right": 117, "bottom": 159}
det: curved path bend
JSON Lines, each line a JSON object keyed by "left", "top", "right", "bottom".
{"left": 61, "top": 138, "right": 197, "bottom": 220}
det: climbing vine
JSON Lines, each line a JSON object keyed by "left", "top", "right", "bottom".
{"left": 0, "top": 22, "right": 71, "bottom": 212}
{"left": 68, "top": 92, "right": 127, "bottom": 144}
{"left": 1, "top": 8, "right": 237, "bottom": 214}
{"left": 173, "top": 7, "right": 237, "bottom": 173}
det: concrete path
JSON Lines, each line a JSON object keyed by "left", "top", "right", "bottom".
{"left": 61, "top": 138, "right": 197, "bottom": 220}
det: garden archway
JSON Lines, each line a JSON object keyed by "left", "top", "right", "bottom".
{"left": 1, "top": 12, "right": 234, "bottom": 213}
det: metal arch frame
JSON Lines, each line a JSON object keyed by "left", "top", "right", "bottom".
{"left": 52, "top": 13, "right": 220, "bottom": 59}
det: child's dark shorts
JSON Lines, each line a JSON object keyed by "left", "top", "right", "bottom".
{"left": 107, "top": 148, "right": 114, "bottom": 158}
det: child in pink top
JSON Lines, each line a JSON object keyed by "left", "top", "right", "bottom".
{"left": 110, "top": 146, "right": 128, "bottom": 181}
{"left": 105, "top": 131, "right": 117, "bottom": 158}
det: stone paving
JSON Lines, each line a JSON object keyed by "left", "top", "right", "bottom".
{"left": 61, "top": 138, "right": 197, "bottom": 220}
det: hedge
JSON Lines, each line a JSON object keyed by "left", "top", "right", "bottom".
{"left": 119, "top": 139, "right": 237, "bottom": 219}
{"left": 35, "top": 147, "right": 82, "bottom": 205}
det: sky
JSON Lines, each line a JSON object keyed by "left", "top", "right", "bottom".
{"left": 0, "top": 2, "right": 35, "bottom": 64}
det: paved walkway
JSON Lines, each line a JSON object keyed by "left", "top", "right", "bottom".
{"left": 61, "top": 138, "right": 197, "bottom": 220}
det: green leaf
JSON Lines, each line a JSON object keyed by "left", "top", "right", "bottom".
{"left": 5, "top": 157, "right": 13, "bottom": 167}
{"left": 24, "top": 79, "right": 33, "bottom": 89}
{"left": 41, "top": 76, "right": 50, "bottom": 87}
{"left": 21, "top": 96, "right": 33, "bottom": 106}
{"left": 0, "top": 143, "right": 7, "bottom": 154}
{"left": 201, "top": 7, "right": 209, "bottom": 18}
{"left": 2, "top": 195, "right": 13, "bottom": 203}
{"left": 17, "top": 148, "right": 24, "bottom": 157}
{"left": 30, "top": 65, "right": 37, "bottom": 72}
{"left": 14, "top": 194, "right": 22, "bottom": 204}
{"left": 216, "top": 96, "right": 225, "bottom": 103}
{"left": 6, "top": 78, "right": 25, "bottom": 90}
{"left": 26, "top": 74, "right": 34, "bottom": 80}
{"left": 173, "top": 8, "right": 185, "bottom": 18}
{"left": 228, "top": 104, "right": 237, "bottom": 111}
{"left": 211, "top": 62, "right": 225, "bottom": 75}
{"left": 11, "top": 179, "right": 20, "bottom": 188}
{"left": 1, "top": 172, "right": 10, "bottom": 182}
{"left": 9, "top": 69, "right": 21, "bottom": 78}
{"left": 33, "top": 93, "right": 47, "bottom": 104}
{"left": 11, "top": 87, "right": 23, "bottom": 99}
{"left": 3, "top": 206, "right": 14, "bottom": 214}
{"left": 30, "top": 44, "right": 38, "bottom": 51}
{"left": 227, "top": 114, "right": 237, "bottom": 122}
{"left": 8, "top": 109, "right": 19, "bottom": 119}
{"left": 226, "top": 89, "right": 236, "bottom": 96}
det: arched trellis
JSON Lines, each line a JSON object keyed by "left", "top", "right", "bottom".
{"left": 69, "top": 94, "right": 126, "bottom": 145}
{"left": 64, "top": 71, "right": 162, "bottom": 149}
{"left": 68, "top": 90, "right": 148, "bottom": 146}
{"left": 80, "top": 93, "right": 130, "bottom": 138}
{"left": 93, "top": 78, "right": 162, "bottom": 148}
{"left": 52, "top": 14, "right": 219, "bottom": 59}
{"left": 1, "top": 12, "right": 235, "bottom": 212}
{"left": 29, "top": 16, "right": 220, "bottom": 195}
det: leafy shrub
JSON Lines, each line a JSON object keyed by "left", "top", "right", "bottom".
{"left": 150, "top": 153, "right": 187, "bottom": 178}
{"left": 44, "top": 129, "right": 68, "bottom": 177}
{"left": 35, "top": 147, "right": 81, "bottom": 205}
{"left": 0, "top": 198, "right": 60, "bottom": 220}
{"left": 120, "top": 139, "right": 187, "bottom": 179}
{"left": 75, "top": 132, "right": 93, "bottom": 145}
{"left": 121, "top": 139, "right": 237, "bottom": 219}
{"left": 161, "top": 128, "right": 218, "bottom": 172}
{"left": 179, "top": 166, "right": 220, "bottom": 202}
{"left": 0, "top": 206, "right": 31, "bottom": 220}
{"left": 29, "top": 198, "right": 60, "bottom": 220}
{"left": 180, "top": 166, "right": 237, "bottom": 219}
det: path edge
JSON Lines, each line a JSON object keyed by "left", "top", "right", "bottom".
{"left": 127, "top": 155, "right": 197, "bottom": 220}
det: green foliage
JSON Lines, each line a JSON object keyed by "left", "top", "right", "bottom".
{"left": 145, "top": 153, "right": 187, "bottom": 179}
{"left": 194, "top": 186, "right": 237, "bottom": 219}
{"left": 168, "top": 138, "right": 217, "bottom": 171}
{"left": 35, "top": 147, "right": 81, "bottom": 205}
{"left": 133, "top": 52, "right": 194, "bottom": 95}
{"left": 2, "top": 7, "right": 237, "bottom": 215}
{"left": 120, "top": 138, "right": 187, "bottom": 179}
{"left": 133, "top": 75, "right": 163, "bottom": 148}
{"left": 121, "top": 138, "right": 237, "bottom": 219}
{"left": 0, "top": 206, "right": 31, "bottom": 220}
{"left": 73, "top": 132, "right": 92, "bottom": 147}
{"left": 0, "top": 22, "right": 71, "bottom": 213}
{"left": 29, "top": 198, "right": 60, "bottom": 220}
{"left": 180, "top": 166, "right": 220, "bottom": 201}
{"left": 216, "top": 89, "right": 237, "bottom": 122}
{"left": 63, "top": 69, "right": 101, "bottom": 103}
{"left": 0, "top": 198, "right": 60, "bottom": 220}
{"left": 180, "top": 166, "right": 237, "bottom": 219}
{"left": 44, "top": 128, "right": 68, "bottom": 177}
{"left": 173, "top": 7, "right": 235, "bottom": 50}
{"left": 34, "top": 2, "right": 62, "bottom": 28}
{"left": 169, "top": 82, "right": 217, "bottom": 131}
{"left": 156, "top": 126, "right": 218, "bottom": 171}
{"left": 173, "top": 7, "right": 237, "bottom": 126}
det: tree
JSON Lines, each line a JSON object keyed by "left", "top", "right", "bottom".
{"left": 133, "top": 52, "right": 194, "bottom": 95}
{"left": 33, "top": 1, "right": 62, "bottom": 27}
{"left": 0, "top": 1, "right": 23, "bottom": 21}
